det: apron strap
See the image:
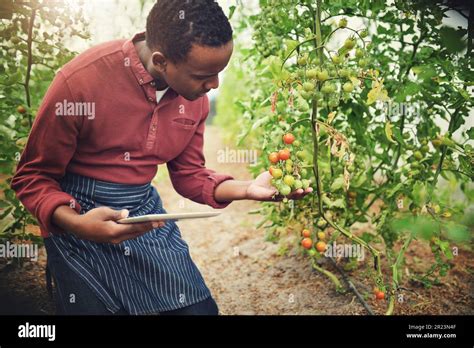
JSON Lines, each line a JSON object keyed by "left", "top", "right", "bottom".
{"left": 45, "top": 259, "right": 53, "bottom": 300}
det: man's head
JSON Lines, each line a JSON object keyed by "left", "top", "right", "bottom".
{"left": 145, "top": 0, "right": 233, "bottom": 101}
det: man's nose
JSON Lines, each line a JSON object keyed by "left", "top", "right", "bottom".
{"left": 205, "top": 75, "right": 219, "bottom": 90}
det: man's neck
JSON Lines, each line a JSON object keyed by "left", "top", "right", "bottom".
{"left": 134, "top": 40, "right": 169, "bottom": 90}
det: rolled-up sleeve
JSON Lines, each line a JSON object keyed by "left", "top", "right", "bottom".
{"left": 166, "top": 96, "right": 234, "bottom": 209}
{"left": 10, "top": 71, "right": 82, "bottom": 236}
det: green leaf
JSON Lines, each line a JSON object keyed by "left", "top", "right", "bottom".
{"left": 251, "top": 115, "right": 271, "bottom": 131}
{"left": 412, "top": 65, "right": 437, "bottom": 81}
{"left": 283, "top": 39, "right": 299, "bottom": 59}
{"left": 435, "top": 239, "right": 453, "bottom": 260}
{"left": 228, "top": 5, "right": 236, "bottom": 19}
{"left": 444, "top": 222, "right": 471, "bottom": 243}
{"left": 411, "top": 181, "right": 428, "bottom": 207}
{"left": 384, "top": 121, "right": 397, "bottom": 144}
{"left": 330, "top": 176, "right": 345, "bottom": 192}
{"left": 391, "top": 216, "right": 439, "bottom": 241}
{"left": 386, "top": 183, "right": 403, "bottom": 198}
{"left": 439, "top": 26, "right": 467, "bottom": 54}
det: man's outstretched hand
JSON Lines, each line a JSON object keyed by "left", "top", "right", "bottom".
{"left": 245, "top": 171, "right": 313, "bottom": 202}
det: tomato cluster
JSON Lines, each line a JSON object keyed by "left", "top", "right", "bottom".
{"left": 300, "top": 221, "right": 328, "bottom": 256}
{"left": 267, "top": 132, "right": 312, "bottom": 198}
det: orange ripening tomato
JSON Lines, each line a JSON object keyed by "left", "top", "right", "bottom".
{"left": 301, "top": 238, "right": 313, "bottom": 249}
{"left": 282, "top": 133, "right": 295, "bottom": 145}
{"left": 374, "top": 290, "right": 385, "bottom": 300}
{"left": 268, "top": 152, "right": 279, "bottom": 164}
{"left": 278, "top": 148, "right": 291, "bottom": 161}
{"left": 302, "top": 229, "right": 311, "bottom": 238}
{"left": 315, "top": 241, "right": 327, "bottom": 253}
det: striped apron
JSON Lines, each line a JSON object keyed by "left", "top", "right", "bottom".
{"left": 45, "top": 172, "right": 212, "bottom": 315}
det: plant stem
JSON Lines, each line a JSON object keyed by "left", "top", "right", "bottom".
{"left": 311, "top": 258, "right": 343, "bottom": 291}
{"left": 24, "top": 8, "right": 37, "bottom": 128}
{"left": 386, "top": 234, "right": 413, "bottom": 315}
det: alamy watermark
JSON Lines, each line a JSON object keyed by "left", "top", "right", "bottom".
{"left": 324, "top": 242, "right": 365, "bottom": 261}
{"left": 0, "top": 242, "right": 38, "bottom": 262}
{"left": 216, "top": 146, "right": 258, "bottom": 166}
{"left": 18, "top": 322, "right": 55, "bottom": 341}
{"left": 55, "top": 100, "right": 95, "bottom": 120}
{"left": 385, "top": 101, "right": 421, "bottom": 118}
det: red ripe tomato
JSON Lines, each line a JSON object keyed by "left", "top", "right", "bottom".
{"left": 278, "top": 148, "right": 291, "bottom": 161}
{"left": 301, "top": 238, "right": 313, "bottom": 249}
{"left": 268, "top": 152, "right": 279, "bottom": 164}
{"left": 374, "top": 289, "right": 385, "bottom": 300}
{"left": 282, "top": 133, "right": 295, "bottom": 145}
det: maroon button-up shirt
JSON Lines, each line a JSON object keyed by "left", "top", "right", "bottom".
{"left": 11, "top": 32, "right": 234, "bottom": 238}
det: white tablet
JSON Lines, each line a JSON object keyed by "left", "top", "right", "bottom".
{"left": 117, "top": 211, "right": 221, "bottom": 224}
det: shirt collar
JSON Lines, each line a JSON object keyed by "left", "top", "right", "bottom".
{"left": 122, "top": 32, "right": 178, "bottom": 100}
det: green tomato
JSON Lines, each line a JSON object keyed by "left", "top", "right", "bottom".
{"left": 316, "top": 218, "right": 326, "bottom": 228}
{"left": 302, "top": 179, "right": 311, "bottom": 189}
{"left": 300, "top": 90, "right": 312, "bottom": 99}
{"left": 331, "top": 54, "right": 342, "bottom": 65}
{"left": 297, "top": 150, "right": 306, "bottom": 160}
{"left": 272, "top": 168, "right": 283, "bottom": 179}
{"left": 321, "top": 83, "right": 336, "bottom": 94}
{"left": 279, "top": 184, "right": 292, "bottom": 196}
{"left": 343, "top": 82, "right": 354, "bottom": 93}
{"left": 283, "top": 175, "right": 295, "bottom": 187}
{"left": 293, "top": 140, "right": 301, "bottom": 147}
{"left": 413, "top": 151, "right": 423, "bottom": 161}
{"left": 344, "top": 38, "right": 356, "bottom": 49}
{"left": 328, "top": 99, "right": 339, "bottom": 108}
{"left": 316, "top": 70, "right": 329, "bottom": 81}
{"left": 306, "top": 69, "right": 318, "bottom": 79}
{"left": 303, "top": 82, "right": 315, "bottom": 92}
{"left": 298, "top": 102, "right": 310, "bottom": 112}
{"left": 358, "top": 58, "right": 368, "bottom": 68}
{"left": 297, "top": 56, "right": 308, "bottom": 66}
{"left": 339, "top": 68, "right": 350, "bottom": 78}
{"left": 355, "top": 48, "right": 364, "bottom": 59}
{"left": 293, "top": 179, "right": 303, "bottom": 190}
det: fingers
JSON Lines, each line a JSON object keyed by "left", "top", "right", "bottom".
{"left": 109, "top": 220, "right": 166, "bottom": 244}
{"left": 289, "top": 187, "right": 313, "bottom": 200}
{"left": 272, "top": 187, "right": 313, "bottom": 201}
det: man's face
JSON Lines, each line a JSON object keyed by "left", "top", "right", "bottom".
{"left": 155, "top": 40, "right": 233, "bottom": 101}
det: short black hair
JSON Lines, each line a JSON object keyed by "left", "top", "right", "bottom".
{"left": 146, "top": 0, "right": 233, "bottom": 63}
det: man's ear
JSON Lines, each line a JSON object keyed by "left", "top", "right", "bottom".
{"left": 151, "top": 51, "right": 167, "bottom": 72}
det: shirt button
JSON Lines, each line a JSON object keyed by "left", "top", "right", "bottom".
{"left": 150, "top": 81, "right": 155, "bottom": 86}
{"left": 139, "top": 78, "right": 144, "bottom": 84}
{"left": 152, "top": 125, "right": 156, "bottom": 131}
{"left": 148, "top": 97, "right": 154, "bottom": 102}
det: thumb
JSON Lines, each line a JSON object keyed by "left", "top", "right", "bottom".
{"left": 98, "top": 207, "right": 129, "bottom": 221}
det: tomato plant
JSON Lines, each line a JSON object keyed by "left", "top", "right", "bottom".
{"left": 222, "top": 0, "right": 473, "bottom": 314}
{"left": 0, "top": 1, "right": 89, "bottom": 252}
